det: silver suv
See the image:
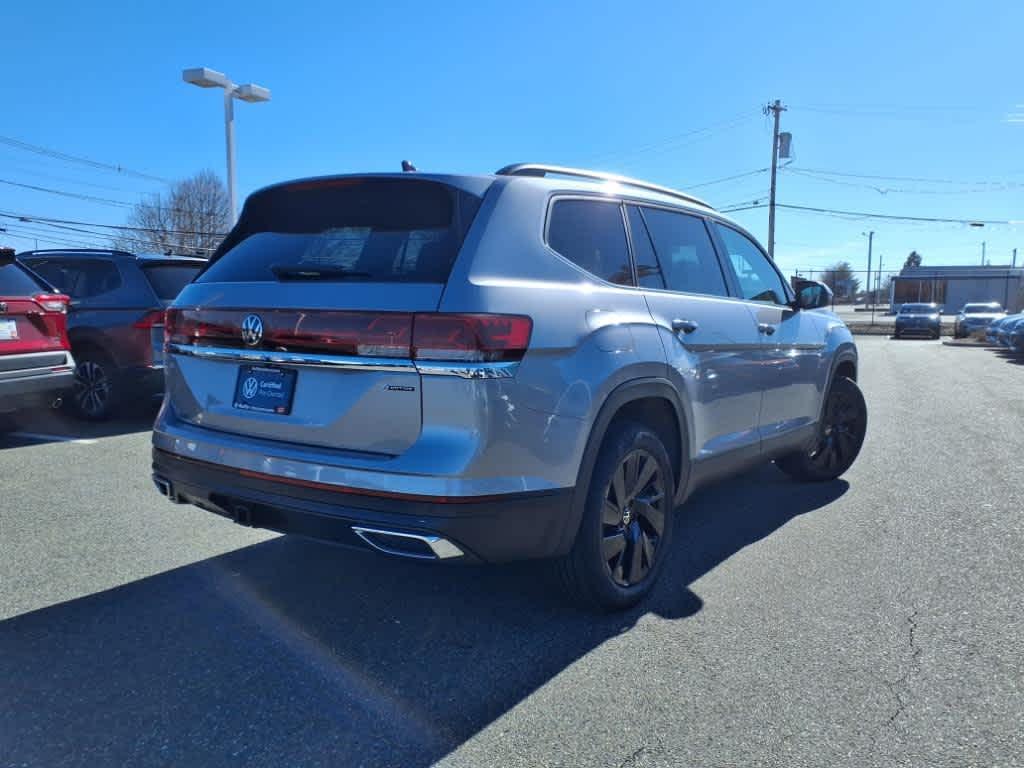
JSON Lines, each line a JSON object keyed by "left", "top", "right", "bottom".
{"left": 151, "top": 164, "right": 867, "bottom": 610}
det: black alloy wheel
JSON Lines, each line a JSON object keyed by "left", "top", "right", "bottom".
{"left": 558, "top": 420, "right": 677, "bottom": 611}
{"left": 72, "top": 356, "right": 119, "bottom": 421}
{"left": 601, "top": 448, "right": 667, "bottom": 587}
{"left": 777, "top": 376, "right": 867, "bottom": 482}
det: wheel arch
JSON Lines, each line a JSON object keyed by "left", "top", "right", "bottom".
{"left": 817, "top": 343, "right": 859, "bottom": 424}
{"left": 554, "top": 378, "right": 692, "bottom": 556}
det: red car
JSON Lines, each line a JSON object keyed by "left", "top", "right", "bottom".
{"left": 0, "top": 248, "right": 74, "bottom": 428}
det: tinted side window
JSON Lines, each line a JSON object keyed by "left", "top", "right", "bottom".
{"left": 0, "top": 262, "right": 45, "bottom": 295}
{"left": 639, "top": 207, "right": 728, "bottom": 297}
{"left": 714, "top": 224, "right": 788, "bottom": 305}
{"left": 547, "top": 199, "right": 633, "bottom": 286}
{"left": 28, "top": 260, "right": 122, "bottom": 299}
{"left": 625, "top": 206, "right": 665, "bottom": 289}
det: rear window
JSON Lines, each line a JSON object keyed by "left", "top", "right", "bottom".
{"left": 198, "top": 179, "right": 482, "bottom": 284}
{"left": 142, "top": 264, "right": 201, "bottom": 300}
{"left": 0, "top": 262, "right": 46, "bottom": 295}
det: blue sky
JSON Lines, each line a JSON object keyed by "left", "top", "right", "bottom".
{"left": 1, "top": 0, "right": 1021, "bottom": 279}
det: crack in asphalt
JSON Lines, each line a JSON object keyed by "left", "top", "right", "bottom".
{"left": 884, "top": 608, "right": 922, "bottom": 733}
{"left": 617, "top": 745, "right": 646, "bottom": 767}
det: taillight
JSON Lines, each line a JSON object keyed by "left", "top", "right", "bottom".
{"left": 34, "top": 293, "right": 69, "bottom": 313}
{"left": 412, "top": 314, "right": 532, "bottom": 362}
{"left": 164, "top": 309, "right": 532, "bottom": 363}
{"left": 134, "top": 309, "right": 166, "bottom": 329}
{"left": 33, "top": 293, "right": 70, "bottom": 350}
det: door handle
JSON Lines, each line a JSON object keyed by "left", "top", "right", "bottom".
{"left": 672, "top": 318, "right": 699, "bottom": 334}
{"left": 758, "top": 323, "right": 777, "bottom": 336}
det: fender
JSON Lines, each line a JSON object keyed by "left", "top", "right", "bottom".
{"left": 554, "top": 377, "right": 691, "bottom": 556}
{"left": 817, "top": 340, "right": 858, "bottom": 424}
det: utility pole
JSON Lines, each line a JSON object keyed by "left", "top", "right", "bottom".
{"left": 1013, "top": 248, "right": 1017, "bottom": 268}
{"left": 765, "top": 99, "right": 786, "bottom": 260}
{"left": 982, "top": 241, "right": 986, "bottom": 266}
{"left": 876, "top": 255, "right": 884, "bottom": 318}
{"left": 864, "top": 230, "right": 874, "bottom": 304}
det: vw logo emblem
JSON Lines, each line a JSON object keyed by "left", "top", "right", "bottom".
{"left": 242, "top": 376, "right": 259, "bottom": 400}
{"left": 240, "top": 314, "right": 263, "bottom": 346}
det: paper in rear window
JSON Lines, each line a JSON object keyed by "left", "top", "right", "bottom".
{"left": 198, "top": 178, "right": 482, "bottom": 284}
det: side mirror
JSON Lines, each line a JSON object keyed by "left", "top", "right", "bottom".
{"left": 792, "top": 278, "right": 832, "bottom": 310}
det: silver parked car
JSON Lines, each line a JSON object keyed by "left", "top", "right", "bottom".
{"left": 151, "top": 164, "right": 867, "bottom": 610}
{"left": 954, "top": 302, "right": 1005, "bottom": 339}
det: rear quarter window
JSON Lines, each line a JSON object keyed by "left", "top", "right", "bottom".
{"left": 0, "top": 262, "right": 46, "bottom": 295}
{"left": 547, "top": 199, "right": 633, "bottom": 286}
{"left": 198, "top": 179, "right": 482, "bottom": 284}
{"left": 141, "top": 264, "right": 202, "bottom": 301}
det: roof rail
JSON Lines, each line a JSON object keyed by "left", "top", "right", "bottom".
{"left": 495, "top": 163, "right": 713, "bottom": 210}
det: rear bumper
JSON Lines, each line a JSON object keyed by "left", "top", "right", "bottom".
{"left": 0, "top": 351, "right": 75, "bottom": 410}
{"left": 895, "top": 324, "right": 939, "bottom": 337}
{"left": 151, "top": 448, "right": 576, "bottom": 564}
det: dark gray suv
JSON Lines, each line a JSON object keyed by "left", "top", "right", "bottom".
{"left": 151, "top": 165, "right": 867, "bottom": 610}
{"left": 18, "top": 249, "right": 204, "bottom": 420}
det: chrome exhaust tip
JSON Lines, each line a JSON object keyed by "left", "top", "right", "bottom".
{"left": 352, "top": 526, "right": 463, "bottom": 560}
{"left": 152, "top": 475, "right": 181, "bottom": 503}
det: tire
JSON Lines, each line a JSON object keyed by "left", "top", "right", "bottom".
{"left": 557, "top": 420, "right": 676, "bottom": 611}
{"left": 71, "top": 351, "right": 120, "bottom": 421}
{"left": 777, "top": 376, "right": 867, "bottom": 482}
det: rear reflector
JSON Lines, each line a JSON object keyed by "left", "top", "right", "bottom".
{"left": 165, "top": 309, "right": 532, "bottom": 363}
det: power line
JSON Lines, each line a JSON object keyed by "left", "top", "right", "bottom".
{"left": 0, "top": 135, "right": 171, "bottom": 183}
{"left": 585, "top": 109, "right": 760, "bottom": 165}
{"left": 776, "top": 203, "right": 1019, "bottom": 226}
{"left": 0, "top": 178, "right": 134, "bottom": 208}
{"left": 0, "top": 210, "right": 227, "bottom": 237}
{"left": 0, "top": 177, "right": 227, "bottom": 217}
{"left": 784, "top": 166, "right": 1024, "bottom": 188}
{"left": 714, "top": 201, "right": 1019, "bottom": 226}
{"left": 687, "top": 168, "right": 769, "bottom": 190}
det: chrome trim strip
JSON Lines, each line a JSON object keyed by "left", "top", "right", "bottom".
{"left": 166, "top": 343, "right": 417, "bottom": 373}
{"left": 167, "top": 343, "right": 519, "bottom": 378}
{"left": 414, "top": 361, "right": 519, "bottom": 379}
{"left": 351, "top": 526, "right": 464, "bottom": 560}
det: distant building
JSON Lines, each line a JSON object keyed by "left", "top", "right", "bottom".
{"left": 890, "top": 265, "right": 1023, "bottom": 313}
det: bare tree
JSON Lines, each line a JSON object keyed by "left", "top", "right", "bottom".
{"left": 818, "top": 260, "right": 861, "bottom": 301}
{"left": 113, "top": 170, "right": 230, "bottom": 257}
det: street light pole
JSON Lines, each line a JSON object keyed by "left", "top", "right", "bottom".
{"left": 223, "top": 88, "right": 236, "bottom": 223}
{"left": 182, "top": 67, "right": 270, "bottom": 225}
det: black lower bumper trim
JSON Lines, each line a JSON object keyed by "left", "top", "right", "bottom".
{"left": 152, "top": 448, "right": 576, "bottom": 564}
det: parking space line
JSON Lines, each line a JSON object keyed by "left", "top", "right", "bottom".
{"left": 9, "top": 432, "right": 99, "bottom": 446}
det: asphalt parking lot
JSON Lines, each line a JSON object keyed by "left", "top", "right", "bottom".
{"left": 2, "top": 335, "right": 1022, "bottom": 768}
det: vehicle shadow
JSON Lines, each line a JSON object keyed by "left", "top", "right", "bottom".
{"left": 0, "top": 400, "right": 158, "bottom": 448}
{"left": 993, "top": 349, "right": 1024, "bottom": 365}
{"left": 0, "top": 465, "right": 847, "bottom": 767}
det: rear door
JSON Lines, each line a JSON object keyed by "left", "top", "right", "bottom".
{"left": 165, "top": 177, "right": 484, "bottom": 455}
{"left": 627, "top": 205, "right": 764, "bottom": 460}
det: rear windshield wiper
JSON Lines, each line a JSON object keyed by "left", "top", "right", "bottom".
{"left": 270, "top": 264, "right": 373, "bottom": 281}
